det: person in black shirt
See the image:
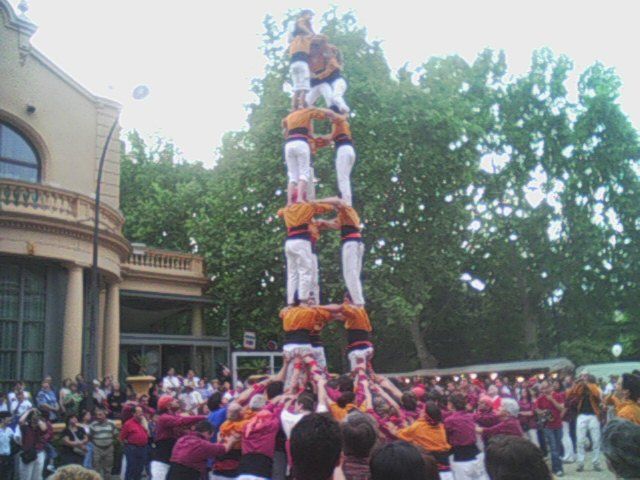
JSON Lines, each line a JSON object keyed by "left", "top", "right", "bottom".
{"left": 107, "top": 381, "right": 127, "bottom": 419}
{"left": 59, "top": 414, "right": 88, "bottom": 466}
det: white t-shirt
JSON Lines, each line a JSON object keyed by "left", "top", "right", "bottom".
{"left": 162, "top": 376, "right": 181, "bottom": 393}
{"left": 180, "top": 391, "right": 203, "bottom": 415}
{"left": 280, "top": 409, "right": 307, "bottom": 439}
{"left": 10, "top": 398, "right": 33, "bottom": 417}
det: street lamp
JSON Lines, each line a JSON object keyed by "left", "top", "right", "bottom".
{"left": 612, "top": 343, "right": 622, "bottom": 360}
{"left": 87, "top": 85, "right": 149, "bottom": 384}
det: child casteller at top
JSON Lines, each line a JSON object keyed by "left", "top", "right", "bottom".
{"left": 288, "top": 10, "right": 350, "bottom": 114}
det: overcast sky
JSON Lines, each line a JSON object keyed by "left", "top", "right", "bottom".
{"left": 10, "top": 0, "right": 640, "bottom": 166}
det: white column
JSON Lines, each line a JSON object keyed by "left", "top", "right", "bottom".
{"left": 103, "top": 283, "right": 120, "bottom": 378}
{"left": 62, "top": 265, "right": 84, "bottom": 379}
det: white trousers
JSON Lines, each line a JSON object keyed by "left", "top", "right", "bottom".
{"left": 306, "top": 77, "right": 350, "bottom": 113}
{"left": 336, "top": 144, "right": 356, "bottom": 205}
{"left": 310, "top": 252, "right": 320, "bottom": 303}
{"left": 285, "top": 140, "right": 311, "bottom": 183}
{"left": 439, "top": 472, "right": 454, "bottom": 480}
{"left": 450, "top": 453, "right": 489, "bottom": 480}
{"left": 286, "top": 238, "right": 313, "bottom": 304}
{"left": 561, "top": 421, "right": 575, "bottom": 462}
{"left": 330, "top": 76, "right": 350, "bottom": 113}
{"left": 150, "top": 460, "right": 170, "bottom": 480}
{"left": 342, "top": 240, "right": 365, "bottom": 305}
{"left": 306, "top": 82, "right": 333, "bottom": 108}
{"left": 348, "top": 347, "right": 373, "bottom": 371}
{"left": 283, "top": 343, "right": 314, "bottom": 389}
{"left": 313, "top": 345, "right": 327, "bottom": 370}
{"left": 290, "top": 60, "right": 310, "bottom": 92}
{"left": 18, "top": 450, "right": 45, "bottom": 480}
{"left": 576, "top": 413, "right": 601, "bottom": 466}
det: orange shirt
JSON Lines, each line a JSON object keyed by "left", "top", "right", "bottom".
{"left": 280, "top": 306, "right": 332, "bottom": 332}
{"left": 338, "top": 206, "right": 361, "bottom": 229}
{"left": 607, "top": 396, "right": 640, "bottom": 425}
{"left": 396, "top": 419, "right": 451, "bottom": 453}
{"left": 314, "top": 45, "right": 342, "bottom": 79}
{"left": 283, "top": 108, "right": 327, "bottom": 134}
{"left": 309, "top": 222, "right": 321, "bottom": 244}
{"left": 277, "top": 202, "right": 334, "bottom": 229}
{"left": 342, "top": 304, "right": 372, "bottom": 332}
{"left": 289, "top": 35, "right": 312, "bottom": 56}
{"left": 219, "top": 418, "right": 249, "bottom": 449}
{"left": 329, "top": 403, "right": 365, "bottom": 422}
{"left": 332, "top": 117, "right": 352, "bottom": 140}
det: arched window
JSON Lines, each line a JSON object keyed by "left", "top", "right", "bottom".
{"left": 0, "top": 122, "right": 40, "bottom": 182}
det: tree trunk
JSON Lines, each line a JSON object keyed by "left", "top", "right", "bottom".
{"left": 408, "top": 316, "right": 438, "bottom": 368}
{"left": 519, "top": 274, "right": 539, "bottom": 358}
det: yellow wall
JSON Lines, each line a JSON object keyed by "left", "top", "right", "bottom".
{"left": 0, "top": 3, "right": 121, "bottom": 209}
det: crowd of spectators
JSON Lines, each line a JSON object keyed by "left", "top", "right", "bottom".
{"left": 0, "top": 364, "right": 638, "bottom": 480}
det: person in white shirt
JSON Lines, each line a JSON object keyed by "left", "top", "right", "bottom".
{"left": 10, "top": 390, "right": 33, "bottom": 419}
{"left": 185, "top": 369, "right": 201, "bottom": 388}
{"left": 162, "top": 368, "right": 181, "bottom": 395}
{"left": 179, "top": 382, "right": 203, "bottom": 415}
{"left": 604, "top": 375, "right": 618, "bottom": 396}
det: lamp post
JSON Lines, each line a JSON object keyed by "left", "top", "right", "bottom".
{"left": 86, "top": 85, "right": 149, "bottom": 383}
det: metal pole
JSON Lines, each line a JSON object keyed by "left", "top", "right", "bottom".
{"left": 87, "top": 119, "right": 119, "bottom": 383}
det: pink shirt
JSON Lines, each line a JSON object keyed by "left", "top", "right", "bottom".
{"left": 170, "top": 432, "right": 226, "bottom": 473}
{"left": 482, "top": 417, "right": 524, "bottom": 441}
{"left": 155, "top": 412, "right": 206, "bottom": 441}
{"left": 241, "top": 405, "right": 284, "bottom": 459}
{"left": 444, "top": 411, "right": 477, "bottom": 447}
{"left": 535, "top": 393, "right": 564, "bottom": 430}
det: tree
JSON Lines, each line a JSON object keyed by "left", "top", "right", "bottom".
{"left": 120, "top": 12, "right": 640, "bottom": 371}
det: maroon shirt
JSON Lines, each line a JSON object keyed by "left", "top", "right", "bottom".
{"left": 155, "top": 412, "right": 206, "bottom": 441}
{"left": 170, "top": 432, "right": 226, "bottom": 474}
{"left": 20, "top": 422, "right": 53, "bottom": 452}
{"left": 474, "top": 410, "right": 500, "bottom": 428}
{"left": 119, "top": 418, "right": 149, "bottom": 447}
{"left": 241, "top": 404, "right": 284, "bottom": 458}
{"left": 443, "top": 411, "right": 477, "bottom": 447}
{"left": 535, "top": 393, "right": 564, "bottom": 430}
{"left": 482, "top": 417, "right": 524, "bottom": 441}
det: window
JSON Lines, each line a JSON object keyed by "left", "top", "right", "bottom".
{"left": 0, "top": 263, "right": 46, "bottom": 393}
{"left": 0, "top": 122, "right": 40, "bottom": 182}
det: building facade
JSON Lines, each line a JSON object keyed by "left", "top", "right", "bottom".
{"left": 0, "top": 0, "right": 228, "bottom": 391}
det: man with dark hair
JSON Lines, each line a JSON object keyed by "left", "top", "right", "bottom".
{"left": 484, "top": 435, "right": 551, "bottom": 480}
{"left": 151, "top": 396, "right": 206, "bottom": 480}
{"left": 370, "top": 441, "right": 432, "bottom": 480}
{"left": 88, "top": 406, "right": 117, "bottom": 480}
{"left": 602, "top": 418, "right": 640, "bottom": 479}
{"left": 291, "top": 413, "right": 342, "bottom": 480}
{"left": 341, "top": 416, "right": 377, "bottom": 479}
{"left": 567, "top": 374, "right": 603, "bottom": 472}
{"left": 445, "top": 393, "right": 488, "bottom": 479}
{"left": 606, "top": 373, "right": 640, "bottom": 425}
{"left": 534, "top": 380, "right": 565, "bottom": 477}
{"left": 207, "top": 391, "right": 227, "bottom": 436}
{"left": 168, "top": 421, "right": 236, "bottom": 480}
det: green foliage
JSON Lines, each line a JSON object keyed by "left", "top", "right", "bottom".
{"left": 120, "top": 12, "right": 640, "bottom": 372}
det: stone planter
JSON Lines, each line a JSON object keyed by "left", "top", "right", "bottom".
{"left": 126, "top": 375, "right": 155, "bottom": 398}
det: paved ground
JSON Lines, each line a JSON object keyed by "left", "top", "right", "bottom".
{"left": 562, "top": 462, "right": 615, "bottom": 479}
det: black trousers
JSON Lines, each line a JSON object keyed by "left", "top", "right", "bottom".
{"left": 167, "top": 462, "right": 201, "bottom": 480}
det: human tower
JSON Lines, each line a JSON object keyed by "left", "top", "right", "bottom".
{"left": 277, "top": 10, "right": 373, "bottom": 386}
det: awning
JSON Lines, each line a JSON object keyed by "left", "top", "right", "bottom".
{"left": 385, "top": 357, "right": 574, "bottom": 378}
{"left": 121, "top": 290, "right": 216, "bottom": 305}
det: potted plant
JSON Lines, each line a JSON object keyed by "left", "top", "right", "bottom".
{"left": 126, "top": 353, "right": 156, "bottom": 398}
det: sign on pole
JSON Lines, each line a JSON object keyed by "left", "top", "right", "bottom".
{"left": 243, "top": 331, "right": 256, "bottom": 350}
